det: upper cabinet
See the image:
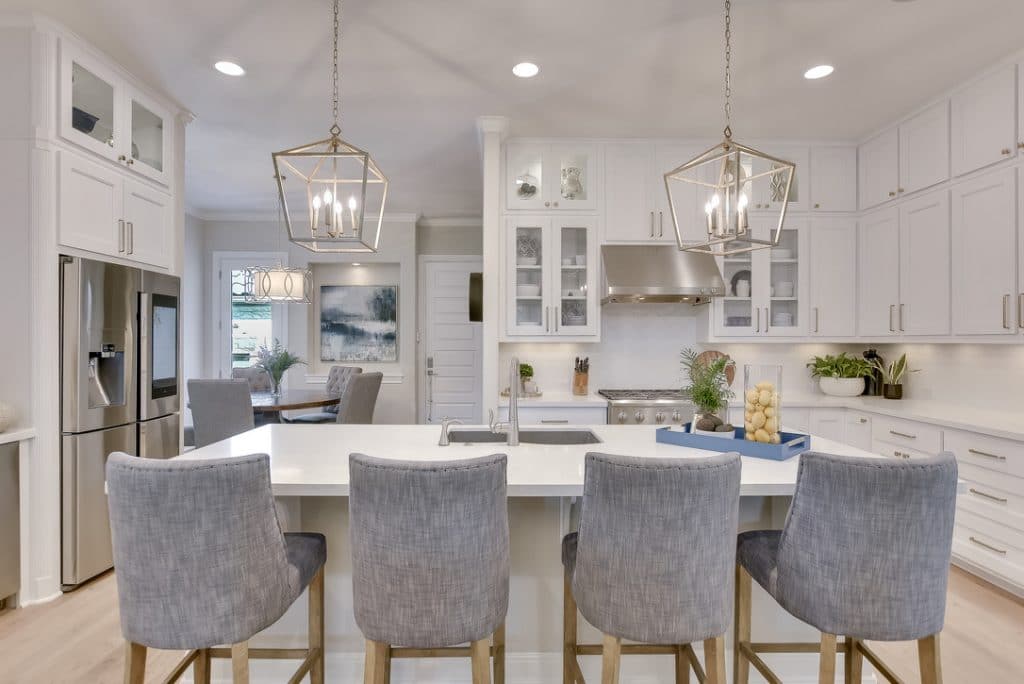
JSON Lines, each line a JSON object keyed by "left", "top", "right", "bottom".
{"left": 807, "top": 218, "right": 857, "bottom": 336}
{"left": 809, "top": 146, "right": 857, "bottom": 212}
{"left": 506, "top": 143, "right": 598, "bottom": 211}
{"left": 748, "top": 145, "right": 810, "bottom": 213}
{"left": 61, "top": 41, "right": 172, "bottom": 186}
{"left": 859, "top": 128, "right": 900, "bottom": 209}
{"left": 951, "top": 64, "right": 1017, "bottom": 177}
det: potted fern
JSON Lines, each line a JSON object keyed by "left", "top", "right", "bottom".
{"left": 681, "top": 348, "right": 736, "bottom": 438}
{"left": 254, "top": 339, "right": 306, "bottom": 397}
{"left": 806, "top": 352, "right": 874, "bottom": 397}
{"left": 869, "top": 352, "right": 915, "bottom": 400}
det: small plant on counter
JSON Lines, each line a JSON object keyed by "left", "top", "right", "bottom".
{"left": 681, "top": 348, "right": 736, "bottom": 436}
{"left": 518, "top": 362, "right": 535, "bottom": 393}
{"left": 869, "top": 352, "right": 916, "bottom": 400}
{"left": 255, "top": 339, "right": 306, "bottom": 397}
{"left": 807, "top": 352, "right": 874, "bottom": 397}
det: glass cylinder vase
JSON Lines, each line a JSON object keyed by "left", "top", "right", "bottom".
{"left": 743, "top": 364, "right": 782, "bottom": 443}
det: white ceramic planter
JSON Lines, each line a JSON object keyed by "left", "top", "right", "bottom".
{"left": 692, "top": 426, "right": 737, "bottom": 439}
{"left": 818, "top": 376, "right": 865, "bottom": 397}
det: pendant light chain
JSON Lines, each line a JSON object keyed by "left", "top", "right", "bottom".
{"left": 723, "top": 0, "right": 732, "bottom": 140}
{"left": 330, "top": 0, "right": 341, "bottom": 137}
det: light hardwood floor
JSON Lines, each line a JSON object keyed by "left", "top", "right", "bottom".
{"left": 0, "top": 567, "right": 1021, "bottom": 683}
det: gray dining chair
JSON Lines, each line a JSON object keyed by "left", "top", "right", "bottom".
{"left": 187, "top": 379, "right": 255, "bottom": 447}
{"left": 349, "top": 453, "right": 509, "bottom": 684}
{"left": 106, "top": 452, "right": 326, "bottom": 684}
{"left": 336, "top": 372, "right": 383, "bottom": 424}
{"left": 289, "top": 365, "right": 362, "bottom": 423}
{"left": 231, "top": 366, "right": 273, "bottom": 392}
{"left": 734, "top": 451, "right": 958, "bottom": 684}
{"left": 562, "top": 452, "right": 741, "bottom": 684}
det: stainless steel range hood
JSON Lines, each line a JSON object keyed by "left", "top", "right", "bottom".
{"left": 601, "top": 245, "right": 725, "bottom": 305}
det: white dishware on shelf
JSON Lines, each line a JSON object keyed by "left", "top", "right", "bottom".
{"left": 774, "top": 281, "right": 794, "bottom": 297}
{"left": 517, "top": 256, "right": 537, "bottom": 266}
{"left": 772, "top": 248, "right": 794, "bottom": 260}
{"left": 772, "top": 312, "right": 794, "bottom": 326}
{"left": 735, "top": 279, "right": 750, "bottom": 297}
{"left": 575, "top": 255, "right": 586, "bottom": 266}
{"left": 562, "top": 257, "right": 573, "bottom": 266}
{"left": 517, "top": 284, "right": 541, "bottom": 297}
{"left": 0, "top": 401, "right": 14, "bottom": 432}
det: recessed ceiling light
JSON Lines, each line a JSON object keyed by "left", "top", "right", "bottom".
{"left": 804, "top": 64, "right": 834, "bottom": 80}
{"left": 214, "top": 61, "right": 245, "bottom": 76}
{"left": 512, "top": 62, "right": 539, "bottom": 78}
{"left": 351, "top": 262, "right": 361, "bottom": 267}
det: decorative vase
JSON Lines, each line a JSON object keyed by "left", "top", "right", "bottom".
{"left": 818, "top": 377, "right": 865, "bottom": 398}
{"left": 0, "top": 401, "right": 14, "bottom": 433}
{"left": 883, "top": 383, "right": 903, "bottom": 400}
{"left": 270, "top": 375, "right": 282, "bottom": 397}
{"left": 743, "top": 364, "right": 782, "bottom": 444}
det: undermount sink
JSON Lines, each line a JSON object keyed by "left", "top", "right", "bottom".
{"left": 448, "top": 429, "right": 601, "bottom": 445}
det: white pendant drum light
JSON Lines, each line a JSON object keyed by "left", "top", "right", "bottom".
{"left": 272, "top": 0, "right": 388, "bottom": 253}
{"left": 243, "top": 203, "right": 312, "bottom": 304}
{"left": 664, "top": 0, "right": 796, "bottom": 256}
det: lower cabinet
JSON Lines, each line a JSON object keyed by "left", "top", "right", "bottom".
{"left": 809, "top": 408, "right": 845, "bottom": 442}
{"left": 496, "top": 405, "right": 607, "bottom": 425}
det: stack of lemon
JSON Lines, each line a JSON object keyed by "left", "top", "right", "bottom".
{"left": 743, "top": 381, "right": 781, "bottom": 444}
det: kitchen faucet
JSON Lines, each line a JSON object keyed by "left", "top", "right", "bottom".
{"left": 489, "top": 357, "right": 520, "bottom": 446}
{"left": 437, "top": 417, "right": 464, "bottom": 446}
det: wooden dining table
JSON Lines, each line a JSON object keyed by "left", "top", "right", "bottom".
{"left": 250, "top": 390, "right": 340, "bottom": 423}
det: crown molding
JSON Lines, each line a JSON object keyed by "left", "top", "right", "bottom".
{"left": 190, "top": 208, "right": 420, "bottom": 224}
{"left": 417, "top": 216, "right": 482, "bottom": 229}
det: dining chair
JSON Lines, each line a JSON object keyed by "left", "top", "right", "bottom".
{"left": 734, "top": 451, "right": 958, "bottom": 684}
{"left": 231, "top": 366, "right": 273, "bottom": 392}
{"left": 106, "top": 452, "right": 326, "bottom": 684}
{"left": 290, "top": 366, "right": 362, "bottom": 423}
{"left": 187, "top": 379, "right": 255, "bottom": 447}
{"left": 562, "top": 451, "right": 741, "bottom": 684}
{"left": 337, "top": 372, "right": 383, "bottom": 424}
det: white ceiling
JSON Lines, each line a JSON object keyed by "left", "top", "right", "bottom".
{"left": 9, "top": 0, "right": 1024, "bottom": 219}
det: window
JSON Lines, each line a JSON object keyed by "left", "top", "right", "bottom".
{"left": 213, "top": 253, "right": 288, "bottom": 379}
{"left": 230, "top": 269, "right": 273, "bottom": 368}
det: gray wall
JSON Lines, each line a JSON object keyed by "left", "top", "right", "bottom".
{"left": 417, "top": 221, "right": 482, "bottom": 255}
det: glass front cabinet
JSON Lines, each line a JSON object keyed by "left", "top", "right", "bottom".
{"left": 714, "top": 217, "right": 808, "bottom": 338}
{"left": 506, "top": 143, "right": 598, "bottom": 212}
{"left": 505, "top": 216, "right": 599, "bottom": 339}
{"left": 60, "top": 42, "right": 172, "bottom": 186}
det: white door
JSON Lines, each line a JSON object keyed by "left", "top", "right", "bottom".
{"left": 212, "top": 254, "right": 288, "bottom": 380}
{"left": 898, "top": 190, "right": 950, "bottom": 335}
{"left": 857, "top": 207, "right": 901, "bottom": 336}
{"left": 808, "top": 218, "right": 856, "bottom": 337}
{"left": 951, "top": 167, "right": 1017, "bottom": 334}
{"left": 58, "top": 150, "right": 123, "bottom": 257}
{"left": 809, "top": 146, "right": 857, "bottom": 212}
{"left": 951, "top": 64, "right": 1017, "bottom": 176}
{"left": 420, "top": 258, "right": 483, "bottom": 424}
{"left": 123, "top": 179, "right": 170, "bottom": 269}
{"left": 899, "top": 101, "right": 950, "bottom": 195}
{"left": 603, "top": 143, "right": 653, "bottom": 242}
{"left": 858, "top": 127, "right": 899, "bottom": 209}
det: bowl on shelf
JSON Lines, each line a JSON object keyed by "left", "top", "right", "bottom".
{"left": 726, "top": 316, "right": 752, "bottom": 327}
{"left": 517, "top": 257, "right": 538, "bottom": 266}
{"left": 517, "top": 284, "right": 541, "bottom": 297}
{"left": 774, "top": 281, "right": 794, "bottom": 297}
{"left": 772, "top": 312, "right": 794, "bottom": 326}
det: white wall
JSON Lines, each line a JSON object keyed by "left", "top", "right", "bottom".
{"left": 0, "top": 141, "right": 33, "bottom": 430}
{"left": 417, "top": 221, "right": 482, "bottom": 255}
{"left": 181, "top": 214, "right": 205, "bottom": 426}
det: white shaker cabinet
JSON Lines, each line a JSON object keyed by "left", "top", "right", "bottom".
{"left": 951, "top": 167, "right": 1017, "bottom": 335}
{"left": 807, "top": 218, "right": 857, "bottom": 337}
{"left": 809, "top": 146, "right": 857, "bottom": 212}
{"left": 750, "top": 145, "right": 809, "bottom": 214}
{"left": 898, "top": 191, "right": 950, "bottom": 335}
{"left": 951, "top": 64, "right": 1017, "bottom": 177}
{"left": 857, "top": 207, "right": 901, "bottom": 336}
{"left": 506, "top": 143, "right": 598, "bottom": 212}
{"left": 123, "top": 180, "right": 171, "bottom": 269}
{"left": 899, "top": 101, "right": 950, "bottom": 196}
{"left": 810, "top": 408, "right": 845, "bottom": 443}
{"left": 858, "top": 127, "right": 899, "bottom": 210}
{"left": 58, "top": 150, "right": 123, "bottom": 257}
{"left": 654, "top": 143, "right": 710, "bottom": 244}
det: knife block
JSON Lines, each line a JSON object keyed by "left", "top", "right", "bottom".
{"left": 572, "top": 371, "right": 589, "bottom": 396}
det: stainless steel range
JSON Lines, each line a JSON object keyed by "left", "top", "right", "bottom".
{"left": 598, "top": 389, "right": 695, "bottom": 426}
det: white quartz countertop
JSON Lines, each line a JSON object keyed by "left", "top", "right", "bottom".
{"left": 178, "top": 423, "right": 880, "bottom": 498}
{"left": 0, "top": 427, "right": 36, "bottom": 446}
{"left": 496, "top": 390, "right": 607, "bottom": 408}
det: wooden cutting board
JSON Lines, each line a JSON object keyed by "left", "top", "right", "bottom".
{"left": 695, "top": 350, "right": 736, "bottom": 386}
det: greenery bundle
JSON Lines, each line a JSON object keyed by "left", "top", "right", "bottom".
{"left": 870, "top": 352, "right": 915, "bottom": 385}
{"left": 681, "top": 348, "right": 735, "bottom": 416}
{"left": 518, "top": 363, "right": 534, "bottom": 380}
{"left": 806, "top": 352, "right": 874, "bottom": 379}
{"left": 255, "top": 339, "right": 306, "bottom": 393}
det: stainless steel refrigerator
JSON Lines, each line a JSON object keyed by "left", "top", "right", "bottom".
{"left": 60, "top": 256, "right": 181, "bottom": 590}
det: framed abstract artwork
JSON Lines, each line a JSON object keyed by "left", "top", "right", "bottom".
{"left": 319, "top": 285, "right": 398, "bottom": 362}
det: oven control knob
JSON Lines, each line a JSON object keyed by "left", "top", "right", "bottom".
{"left": 617, "top": 411, "right": 627, "bottom": 424}
{"left": 655, "top": 411, "right": 666, "bottom": 424}
{"left": 634, "top": 410, "right": 646, "bottom": 423}
{"left": 671, "top": 410, "right": 682, "bottom": 423}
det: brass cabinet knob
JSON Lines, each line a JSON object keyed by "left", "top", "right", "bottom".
{"left": 544, "top": 201, "right": 550, "bottom": 207}
{"left": 117, "top": 154, "right": 127, "bottom": 162}
{"left": 1001, "top": 148, "right": 1012, "bottom": 155}
{"left": 888, "top": 191, "right": 896, "bottom": 197}
{"left": 1018, "top": 142, "right": 1024, "bottom": 149}
{"left": 898, "top": 188, "right": 905, "bottom": 193}
{"left": 814, "top": 203, "right": 821, "bottom": 209}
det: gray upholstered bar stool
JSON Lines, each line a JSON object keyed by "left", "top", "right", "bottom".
{"left": 734, "top": 451, "right": 958, "bottom": 684}
{"left": 562, "top": 452, "right": 742, "bottom": 684}
{"left": 349, "top": 453, "right": 509, "bottom": 684}
{"left": 187, "top": 379, "right": 255, "bottom": 447}
{"left": 289, "top": 365, "right": 362, "bottom": 423}
{"left": 106, "top": 452, "right": 326, "bottom": 684}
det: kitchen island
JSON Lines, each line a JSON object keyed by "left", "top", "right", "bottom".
{"left": 179, "top": 424, "right": 880, "bottom": 682}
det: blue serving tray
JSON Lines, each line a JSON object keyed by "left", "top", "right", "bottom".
{"left": 656, "top": 424, "right": 811, "bottom": 461}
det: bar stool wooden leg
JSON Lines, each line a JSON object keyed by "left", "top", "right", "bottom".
{"left": 193, "top": 648, "right": 211, "bottom": 684}
{"left": 123, "top": 641, "right": 146, "bottom": 684}
{"left": 734, "top": 565, "right": 752, "bottom": 684}
{"left": 674, "top": 644, "right": 691, "bottom": 684}
{"left": 492, "top": 623, "right": 506, "bottom": 684}
{"left": 230, "top": 641, "right": 250, "bottom": 684}
{"left": 704, "top": 636, "right": 726, "bottom": 684}
{"left": 383, "top": 644, "right": 392, "bottom": 684}
{"left": 471, "top": 638, "right": 492, "bottom": 684}
{"left": 918, "top": 634, "right": 943, "bottom": 684}
{"left": 844, "top": 637, "right": 862, "bottom": 683}
{"left": 818, "top": 633, "right": 837, "bottom": 684}
{"left": 563, "top": 570, "right": 578, "bottom": 684}
{"left": 309, "top": 567, "right": 325, "bottom": 684}
{"left": 601, "top": 633, "right": 622, "bottom": 684}
{"left": 364, "top": 640, "right": 388, "bottom": 684}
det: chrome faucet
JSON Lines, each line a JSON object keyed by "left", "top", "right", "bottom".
{"left": 438, "top": 417, "right": 464, "bottom": 446}
{"left": 489, "top": 357, "right": 520, "bottom": 446}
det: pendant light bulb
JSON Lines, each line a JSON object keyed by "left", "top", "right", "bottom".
{"left": 324, "top": 189, "right": 333, "bottom": 205}
{"left": 348, "top": 196, "right": 358, "bottom": 210}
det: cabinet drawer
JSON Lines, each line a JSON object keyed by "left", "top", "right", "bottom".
{"left": 871, "top": 416, "right": 942, "bottom": 454}
{"left": 957, "top": 463, "right": 1024, "bottom": 529}
{"left": 953, "top": 509, "right": 1024, "bottom": 584}
{"left": 844, "top": 411, "right": 873, "bottom": 451}
{"left": 945, "top": 428, "right": 1024, "bottom": 479}
{"left": 874, "top": 441, "right": 936, "bottom": 461}
{"left": 499, "top": 406, "right": 606, "bottom": 425}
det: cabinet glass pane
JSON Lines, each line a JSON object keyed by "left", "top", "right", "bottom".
{"left": 721, "top": 256, "right": 753, "bottom": 329}
{"left": 558, "top": 150, "right": 590, "bottom": 202}
{"left": 514, "top": 227, "right": 544, "bottom": 327}
{"left": 559, "top": 226, "right": 589, "bottom": 328}
{"left": 769, "top": 230, "right": 799, "bottom": 330}
{"left": 131, "top": 100, "right": 164, "bottom": 172}
{"left": 71, "top": 62, "right": 115, "bottom": 147}
{"left": 509, "top": 149, "right": 543, "bottom": 205}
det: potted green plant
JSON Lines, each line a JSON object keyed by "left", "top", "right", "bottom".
{"left": 254, "top": 339, "right": 306, "bottom": 397}
{"left": 681, "top": 348, "right": 736, "bottom": 438}
{"left": 868, "top": 352, "right": 915, "bottom": 400}
{"left": 518, "top": 362, "right": 536, "bottom": 394}
{"left": 806, "top": 352, "right": 875, "bottom": 397}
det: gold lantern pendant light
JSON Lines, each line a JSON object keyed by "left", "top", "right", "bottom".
{"left": 272, "top": 0, "right": 388, "bottom": 253}
{"left": 664, "top": 0, "right": 795, "bottom": 256}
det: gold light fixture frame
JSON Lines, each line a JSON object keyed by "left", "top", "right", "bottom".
{"left": 243, "top": 265, "right": 312, "bottom": 304}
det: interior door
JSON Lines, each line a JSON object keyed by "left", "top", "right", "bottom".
{"left": 858, "top": 207, "right": 901, "bottom": 336}
{"left": 899, "top": 190, "right": 951, "bottom": 335}
{"left": 421, "top": 259, "right": 483, "bottom": 424}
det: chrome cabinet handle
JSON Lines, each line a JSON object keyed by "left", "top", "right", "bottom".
{"left": 754, "top": 307, "right": 760, "bottom": 333}
{"left": 889, "top": 304, "right": 895, "bottom": 332}
{"left": 541, "top": 419, "right": 570, "bottom": 424}
{"left": 545, "top": 306, "right": 550, "bottom": 332}
{"left": 899, "top": 303, "right": 905, "bottom": 332}
{"left": 554, "top": 306, "right": 559, "bottom": 332}
{"left": 764, "top": 307, "right": 770, "bottom": 332}
{"left": 969, "top": 488, "right": 1008, "bottom": 504}
{"left": 127, "top": 222, "right": 134, "bottom": 254}
{"left": 1003, "top": 294, "right": 1011, "bottom": 330}
{"left": 118, "top": 219, "right": 125, "bottom": 252}
{"left": 889, "top": 430, "right": 916, "bottom": 439}
{"left": 969, "top": 536, "right": 1007, "bottom": 555}
{"left": 968, "top": 448, "right": 1006, "bottom": 461}
{"left": 892, "top": 450, "right": 909, "bottom": 459}
{"left": 813, "top": 307, "right": 819, "bottom": 333}
{"left": 1019, "top": 293, "right": 1023, "bottom": 329}
{"left": 650, "top": 212, "right": 655, "bottom": 238}
{"left": 658, "top": 211, "right": 664, "bottom": 237}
